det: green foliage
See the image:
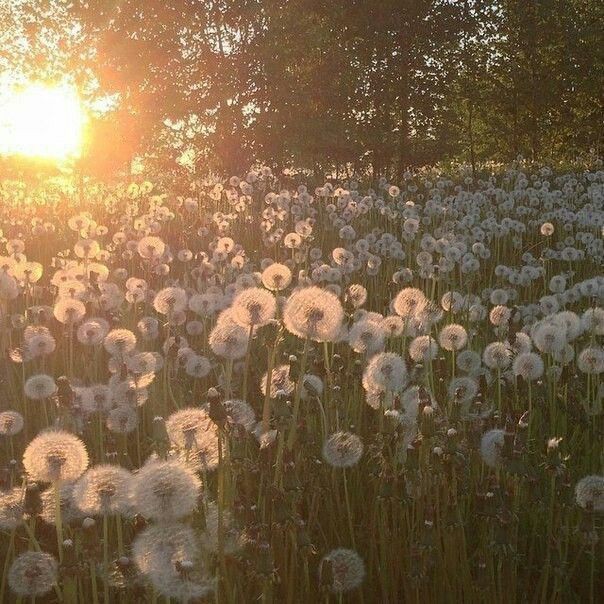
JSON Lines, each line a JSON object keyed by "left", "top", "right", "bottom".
{"left": 0, "top": 0, "right": 602, "bottom": 174}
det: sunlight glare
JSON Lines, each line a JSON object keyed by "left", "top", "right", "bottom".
{"left": 0, "top": 83, "right": 85, "bottom": 160}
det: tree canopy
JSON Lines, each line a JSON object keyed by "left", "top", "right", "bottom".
{"left": 1, "top": 0, "right": 602, "bottom": 176}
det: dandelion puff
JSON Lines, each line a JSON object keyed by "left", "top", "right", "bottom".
{"left": 222, "top": 399, "right": 256, "bottom": 431}
{"left": 362, "top": 352, "right": 407, "bottom": 392}
{"left": 261, "top": 262, "right": 292, "bottom": 291}
{"left": 106, "top": 406, "right": 138, "bottom": 434}
{"left": 53, "top": 298, "right": 86, "bottom": 325}
{"left": 153, "top": 287, "right": 188, "bottom": 315}
{"left": 8, "top": 552, "right": 58, "bottom": 598}
{"left": 261, "top": 365, "right": 295, "bottom": 398}
{"left": 231, "top": 287, "right": 276, "bottom": 328}
{"left": 300, "top": 374, "right": 324, "bottom": 400}
{"left": 0, "top": 487, "right": 25, "bottom": 530}
{"left": 344, "top": 284, "right": 368, "bottom": 309}
{"left": 381, "top": 315, "right": 405, "bottom": 337}
{"left": 137, "top": 236, "right": 166, "bottom": 259}
{"left": 448, "top": 376, "right": 479, "bottom": 405}
{"left": 24, "top": 374, "right": 57, "bottom": 400}
{"left": 508, "top": 331, "right": 532, "bottom": 355}
{"left": 103, "top": 328, "right": 137, "bottom": 356}
{"left": 456, "top": 350, "right": 482, "bottom": 374}
{"left": 165, "top": 408, "right": 219, "bottom": 468}
{"left": 137, "top": 316, "right": 160, "bottom": 341}
{"left": 438, "top": 324, "right": 468, "bottom": 351}
{"left": 76, "top": 318, "right": 110, "bottom": 346}
{"left": 489, "top": 305, "right": 512, "bottom": 327}
{"left": 133, "top": 522, "right": 199, "bottom": 574}
{"left": 512, "top": 352, "right": 544, "bottom": 381}
{"left": 393, "top": 287, "right": 427, "bottom": 318}
{"left": 208, "top": 313, "right": 249, "bottom": 360}
{"left": 408, "top": 335, "right": 439, "bottom": 363}
{"left": 577, "top": 346, "right": 604, "bottom": 375}
{"left": 574, "top": 475, "right": 604, "bottom": 512}
{"left": 319, "top": 548, "right": 365, "bottom": 593}
{"left": 480, "top": 429, "right": 505, "bottom": 468}
{"left": 185, "top": 354, "right": 212, "bottom": 379}
{"left": 132, "top": 459, "right": 201, "bottom": 522}
{"left": 40, "top": 482, "right": 84, "bottom": 525}
{"left": 283, "top": 286, "right": 344, "bottom": 342}
{"left": 199, "top": 501, "right": 242, "bottom": 554}
{"left": 532, "top": 322, "right": 567, "bottom": 354}
{"left": 0, "top": 410, "right": 24, "bottom": 435}
{"left": 482, "top": 342, "right": 512, "bottom": 370}
{"left": 72, "top": 464, "right": 132, "bottom": 516}
{"left": 133, "top": 523, "right": 214, "bottom": 602}
{"left": 581, "top": 307, "right": 604, "bottom": 336}
{"left": 23, "top": 429, "right": 89, "bottom": 483}
{"left": 348, "top": 319, "right": 386, "bottom": 355}
{"left": 322, "top": 432, "right": 363, "bottom": 468}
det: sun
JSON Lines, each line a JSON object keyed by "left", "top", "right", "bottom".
{"left": 0, "top": 83, "right": 86, "bottom": 160}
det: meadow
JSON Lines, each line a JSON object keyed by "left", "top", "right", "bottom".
{"left": 0, "top": 162, "right": 602, "bottom": 603}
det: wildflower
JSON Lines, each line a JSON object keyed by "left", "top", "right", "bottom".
{"left": 133, "top": 523, "right": 214, "bottom": 601}
{"left": 532, "top": 322, "right": 567, "bottom": 354}
{"left": 577, "top": 346, "right": 604, "bottom": 374}
{"left": 53, "top": 297, "right": 86, "bottom": 324}
{"left": 165, "top": 408, "right": 219, "bottom": 468}
{"left": 456, "top": 350, "right": 482, "bottom": 374}
{"left": 513, "top": 352, "right": 544, "bottom": 381}
{"left": 438, "top": 324, "right": 468, "bottom": 351}
{"left": 132, "top": 459, "right": 201, "bottom": 521}
{"left": 231, "top": 287, "right": 276, "bottom": 328}
{"left": 344, "top": 284, "right": 368, "bottom": 309}
{"left": 283, "top": 286, "right": 344, "bottom": 342}
{"left": 480, "top": 429, "right": 505, "bottom": 468}
{"left": 137, "top": 236, "right": 166, "bottom": 259}
{"left": 362, "top": 352, "right": 407, "bottom": 392}
{"left": 408, "top": 335, "right": 439, "bottom": 363}
{"left": 208, "top": 312, "right": 249, "bottom": 360}
{"left": 348, "top": 319, "right": 386, "bottom": 355}
{"left": 137, "top": 316, "right": 160, "bottom": 340}
{"left": 581, "top": 308, "right": 604, "bottom": 335}
{"left": 575, "top": 475, "right": 604, "bottom": 512}
{"left": 222, "top": 399, "right": 256, "bottom": 431}
{"left": 482, "top": 342, "right": 512, "bottom": 370}
{"left": 153, "top": 287, "right": 188, "bottom": 315}
{"left": 40, "top": 482, "right": 84, "bottom": 525}
{"left": 261, "top": 365, "right": 295, "bottom": 398}
{"left": 393, "top": 287, "right": 427, "bottom": 318}
{"left": 297, "top": 374, "right": 323, "bottom": 401}
{"left": 448, "top": 376, "right": 479, "bottom": 405}
{"left": 261, "top": 262, "right": 292, "bottom": 291}
{"left": 0, "top": 487, "right": 24, "bottom": 530}
{"left": 23, "top": 430, "right": 89, "bottom": 483}
{"left": 103, "top": 328, "right": 137, "bottom": 356}
{"left": 76, "top": 317, "right": 110, "bottom": 346}
{"left": 24, "top": 374, "right": 56, "bottom": 400}
{"left": 319, "top": 548, "right": 365, "bottom": 593}
{"left": 185, "top": 354, "right": 212, "bottom": 379}
{"left": 489, "top": 305, "right": 512, "bottom": 327}
{"left": 0, "top": 410, "right": 24, "bottom": 435}
{"left": 73, "top": 464, "right": 132, "bottom": 516}
{"left": 322, "top": 432, "right": 363, "bottom": 468}
{"left": 8, "top": 552, "right": 58, "bottom": 598}
{"left": 106, "top": 406, "right": 138, "bottom": 434}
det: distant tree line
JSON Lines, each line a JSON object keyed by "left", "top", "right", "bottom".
{"left": 2, "top": 0, "right": 603, "bottom": 177}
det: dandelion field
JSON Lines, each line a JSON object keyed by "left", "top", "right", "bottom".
{"left": 0, "top": 163, "right": 603, "bottom": 603}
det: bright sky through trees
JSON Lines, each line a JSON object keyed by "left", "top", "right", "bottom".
{"left": 0, "top": 82, "right": 85, "bottom": 159}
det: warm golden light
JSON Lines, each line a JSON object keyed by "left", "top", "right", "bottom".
{"left": 0, "top": 83, "right": 85, "bottom": 160}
